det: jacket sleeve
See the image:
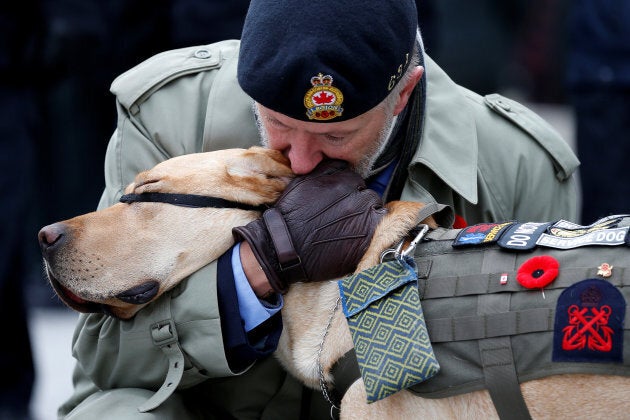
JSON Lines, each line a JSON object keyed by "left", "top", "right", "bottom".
{"left": 60, "top": 41, "right": 265, "bottom": 415}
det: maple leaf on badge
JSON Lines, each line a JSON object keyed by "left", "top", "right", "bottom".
{"left": 313, "top": 91, "right": 334, "bottom": 104}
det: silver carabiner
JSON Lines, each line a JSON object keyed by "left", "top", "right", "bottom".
{"left": 380, "top": 224, "right": 430, "bottom": 263}
{"left": 399, "top": 224, "right": 429, "bottom": 258}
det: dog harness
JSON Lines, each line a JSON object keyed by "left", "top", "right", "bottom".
{"left": 333, "top": 214, "right": 630, "bottom": 419}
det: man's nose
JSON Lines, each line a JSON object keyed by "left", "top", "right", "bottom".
{"left": 284, "top": 136, "right": 324, "bottom": 175}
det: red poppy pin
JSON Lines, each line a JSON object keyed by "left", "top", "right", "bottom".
{"left": 516, "top": 255, "right": 559, "bottom": 297}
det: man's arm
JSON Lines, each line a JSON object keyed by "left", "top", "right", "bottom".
{"left": 60, "top": 40, "right": 283, "bottom": 416}
{"left": 62, "top": 87, "right": 248, "bottom": 413}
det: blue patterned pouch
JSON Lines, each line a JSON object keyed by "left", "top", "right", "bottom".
{"left": 338, "top": 257, "right": 440, "bottom": 402}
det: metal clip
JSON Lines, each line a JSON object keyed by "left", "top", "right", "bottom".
{"left": 380, "top": 224, "right": 429, "bottom": 263}
{"left": 399, "top": 224, "right": 429, "bottom": 258}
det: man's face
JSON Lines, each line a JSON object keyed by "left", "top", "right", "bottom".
{"left": 255, "top": 103, "right": 395, "bottom": 178}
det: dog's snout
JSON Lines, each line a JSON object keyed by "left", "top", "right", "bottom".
{"left": 38, "top": 223, "right": 66, "bottom": 252}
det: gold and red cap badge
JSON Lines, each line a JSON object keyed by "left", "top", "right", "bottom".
{"left": 304, "top": 73, "right": 344, "bottom": 121}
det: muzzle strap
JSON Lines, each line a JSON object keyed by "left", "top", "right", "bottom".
{"left": 120, "top": 192, "right": 265, "bottom": 212}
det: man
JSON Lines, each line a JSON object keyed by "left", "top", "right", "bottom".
{"left": 60, "top": 0, "right": 579, "bottom": 418}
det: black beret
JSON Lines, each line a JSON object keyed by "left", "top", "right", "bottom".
{"left": 237, "top": 0, "right": 418, "bottom": 122}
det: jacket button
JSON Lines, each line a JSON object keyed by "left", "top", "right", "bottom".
{"left": 194, "top": 48, "right": 212, "bottom": 59}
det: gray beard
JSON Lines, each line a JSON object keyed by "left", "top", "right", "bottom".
{"left": 254, "top": 104, "right": 396, "bottom": 179}
{"left": 354, "top": 115, "right": 396, "bottom": 178}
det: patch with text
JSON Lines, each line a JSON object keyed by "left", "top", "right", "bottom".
{"left": 452, "top": 221, "right": 515, "bottom": 247}
{"left": 537, "top": 226, "right": 629, "bottom": 249}
{"left": 497, "top": 221, "right": 552, "bottom": 250}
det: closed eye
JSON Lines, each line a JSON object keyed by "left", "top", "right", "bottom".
{"left": 266, "top": 116, "right": 290, "bottom": 130}
{"left": 323, "top": 134, "right": 346, "bottom": 143}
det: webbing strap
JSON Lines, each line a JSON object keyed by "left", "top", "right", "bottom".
{"left": 479, "top": 336, "right": 531, "bottom": 420}
{"left": 137, "top": 299, "right": 185, "bottom": 412}
{"left": 426, "top": 306, "right": 630, "bottom": 343}
{"left": 478, "top": 251, "right": 532, "bottom": 420}
{"left": 419, "top": 267, "right": 629, "bottom": 299}
{"left": 425, "top": 227, "right": 460, "bottom": 241}
{"left": 264, "top": 208, "right": 307, "bottom": 282}
{"left": 426, "top": 307, "right": 553, "bottom": 342}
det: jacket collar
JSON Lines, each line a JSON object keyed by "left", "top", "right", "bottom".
{"left": 411, "top": 55, "right": 478, "bottom": 204}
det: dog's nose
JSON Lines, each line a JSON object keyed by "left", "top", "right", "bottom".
{"left": 38, "top": 223, "right": 66, "bottom": 254}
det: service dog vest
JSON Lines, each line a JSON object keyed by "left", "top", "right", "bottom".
{"left": 334, "top": 215, "right": 630, "bottom": 419}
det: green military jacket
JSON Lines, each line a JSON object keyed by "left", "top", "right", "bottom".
{"left": 60, "top": 39, "right": 579, "bottom": 419}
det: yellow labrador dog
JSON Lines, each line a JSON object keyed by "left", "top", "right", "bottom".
{"left": 38, "top": 147, "right": 294, "bottom": 319}
{"left": 39, "top": 147, "right": 628, "bottom": 419}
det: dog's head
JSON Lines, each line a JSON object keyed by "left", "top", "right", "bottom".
{"left": 38, "top": 147, "right": 293, "bottom": 319}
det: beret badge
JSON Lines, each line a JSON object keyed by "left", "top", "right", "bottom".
{"left": 304, "top": 73, "right": 344, "bottom": 121}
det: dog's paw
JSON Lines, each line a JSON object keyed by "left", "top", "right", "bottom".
{"left": 123, "top": 148, "right": 294, "bottom": 206}
{"left": 225, "top": 147, "right": 294, "bottom": 202}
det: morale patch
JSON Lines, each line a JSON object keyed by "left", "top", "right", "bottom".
{"left": 551, "top": 214, "right": 624, "bottom": 231}
{"left": 497, "top": 221, "right": 551, "bottom": 250}
{"left": 553, "top": 279, "right": 626, "bottom": 363}
{"left": 537, "top": 226, "right": 629, "bottom": 249}
{"left": 452, "top": 221, "right": 514, "bottom": 247}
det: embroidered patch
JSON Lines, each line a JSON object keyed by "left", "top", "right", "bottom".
{"left": 497, "top": 222, "right": 551, "bottom": 250}
{"left": 551, "top": 214, "right": 623, "bottom": 231}
{"left": 553, "top": 279, "right": 626, "bottom": 363}
{"left": 537, "top": 226, "right": 629, "bottom": 249}
{"left": 452, "top": 221, "right": 514, "bottom": 247}
{"left": 304, "top": 73, "right": 344, "bottom": 120}
{"left": 339, "top": 258, "right": 440, "bottom": 403}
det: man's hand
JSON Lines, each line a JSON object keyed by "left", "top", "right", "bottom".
{"left": 233, "top": 159, "right": 386, "bottom": 293}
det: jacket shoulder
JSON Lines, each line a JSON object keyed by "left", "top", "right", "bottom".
{"left": 110, "top": 40, "right": 240, "bottom": 114}
{"left": 463, "top": 89, "right": 578, "bottom": 181}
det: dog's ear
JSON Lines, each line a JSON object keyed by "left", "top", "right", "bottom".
{"left": 226, "top": 147, "right": 293, "bottom": 181}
